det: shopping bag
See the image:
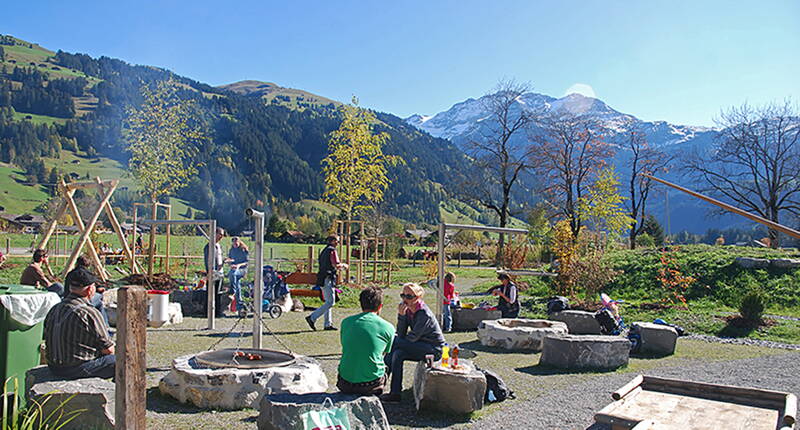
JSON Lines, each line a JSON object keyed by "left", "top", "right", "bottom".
{"left": 301, "top": 397, "right": 351, "bottom": 430}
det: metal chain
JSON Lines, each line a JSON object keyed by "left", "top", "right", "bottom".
{"left": 206, "top": 314, "right": 247, "bottom": 351}
{"left": 259, "top": 312, "right": 294, "bottom": 355}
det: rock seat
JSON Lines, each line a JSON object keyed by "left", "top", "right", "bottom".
{"left": 25, "top": 366, "right": 114, "bottom": 430}
{"left": 631, "top": 322, "right": 678, "bottom": 356}
{"left": 452, "top": 308, "right": 502, "bottom": 331}
{"left": 257, "top": 392, "right": 390, "bottom": 430}
{"left": 477, "top": 318, "right": 568, "bottom": 351}
{"left": 549, "top": 310, "right": 602, "bottom": 334}
{"left": 413, "top": 359, "right": 486, "bottom": 414}
{"left": 539, "top": 334, "right": 629, "bottom": 370}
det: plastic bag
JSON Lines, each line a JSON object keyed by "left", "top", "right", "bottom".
{"left": 302, "top": 397, "right": 351, "bottom": 430}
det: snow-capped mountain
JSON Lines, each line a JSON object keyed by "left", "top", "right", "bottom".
{"left": 405, "top": 92, "right": 745, "bottom": 235}
{"left": 406, "top": 92, "right": 715, "bottom": 151}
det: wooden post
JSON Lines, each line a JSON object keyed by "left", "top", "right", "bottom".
{"left": 372, "top": 238, "right": 378, "bottom": 282}
{"left": 115, "top": 286, "right": 147, "bottom": 430}
{"left": 307, "top": 246, "right": 313, "bottom": 273}
{"left": 97, "top": 178, "right": 138, "bottom": 274}
{"left": 5, "top": 238, "right": 9, "bottom": 255}
{"left": 345, "top": 221, "right": 351, "bottom": 283}
{"left": 147, "top": 201, "right": 157, "bottom": 276}
{"left": 436, "top": 223, "right": 445, "bottom": 324}
{"left": 165, "top": 204, "right": 172, "bottom": 275}
{"left": 269, "top": 247, "right": 273, "bottom": 260}
{"left": 458, "top": 251, "right": 461, "bottom": 268}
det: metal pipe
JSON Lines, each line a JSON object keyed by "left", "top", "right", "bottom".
{"left": 207, "top": 220, "right": 216, "bottom": 330}
{"left": 247, "top": 208, "right": 265, "bottom": 349}
{"left": 442, "top": 223, "right": 528, "bottom": 235}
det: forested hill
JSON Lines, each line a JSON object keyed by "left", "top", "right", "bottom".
{"left": 0, "top": 35, "right": 474, "bottom": 230}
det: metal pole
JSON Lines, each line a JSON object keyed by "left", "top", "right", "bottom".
{"left": 207, "top": 220, "right": 216, "bottom": 330}
{"left": 436, "top": 223, "right": 445, "bottom": 324}
{"left": 247, "top": 209, "right": 265, "bottom": 349}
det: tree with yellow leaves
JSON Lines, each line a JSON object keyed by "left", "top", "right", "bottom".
{"left": 578, "top": 166, "right": 634, "bottom": 249}
{"left": 322, "top": 96, "right": 400, "bottom": 220}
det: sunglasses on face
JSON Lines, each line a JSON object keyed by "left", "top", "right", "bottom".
{"left": 400, "top": 293, "right": 416, "bottom": 300}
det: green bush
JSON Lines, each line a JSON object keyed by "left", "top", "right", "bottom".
{"left": 635, "top": 233, "right": 655, "bottom": 248}
{"left": 739, "top": 288, "right": 766, "bottom": 322}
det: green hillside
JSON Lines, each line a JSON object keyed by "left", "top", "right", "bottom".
{"left": 218, "top": 80, "right": 340, "bottom": 110}
{"left": 0, "top": 163, "right": 49, "bottom": 213}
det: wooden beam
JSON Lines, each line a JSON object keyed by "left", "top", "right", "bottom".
{"left": 147, "top": 201, "right": 157, "bottom": 276}
{"left": 115, "top": 286, "right": 147, "bottom": 430}
{"left": 63, "top": 180, "right": 116, "bottom": 191}
{"left": 165, "top": 204, "right": 171, "bottom": 275}
{"left": 35, "top": 181, "right": 70, "bottom": 251}
{"left": 62, "top": 184, "right": 113, "bottom": 280}
{"left": 643, "top": 174, "right": 800, "bottom": 240}
{"left": 97, "top": 177, "right": 140, "bottom": 274}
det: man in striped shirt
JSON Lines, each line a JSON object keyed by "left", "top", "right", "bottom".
{"left": 44, "top": 267, "right": 116, "bottom": 379}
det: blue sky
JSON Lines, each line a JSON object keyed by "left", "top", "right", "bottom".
{"left": 3, "top": 1, "right": 798, "bottom": 126}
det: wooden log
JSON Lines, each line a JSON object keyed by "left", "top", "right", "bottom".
{"left": 63, "top": 185, "right": 111, "bottom": 280}
{"left": 36, "top": 183, "right": 69, "bottom": 251}
{"left": 307, "top": 246, "right": 313, "bottom": 273}
{"left": 783, "top": 393, "right": 797, "bottom": 426}
{"left": 612, "top": 375, "right": 644, "bottom": 400}
{"left": 63, "top": 180, "right": 116, "bottom": 190}
{"left": 165, "top": 204, "right": 171, "bottom": 275}
{"left": 115, "top": 286, "right": 147, "bottom": 430}
{"left": 97, "top": 178, "right": 139, "bottom": 274}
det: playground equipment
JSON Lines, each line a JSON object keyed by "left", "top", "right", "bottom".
{"left": 36, "top": 177, "right": 138, "bottom": 280}
{"left": 131, "top": 201, "right": 173, "bottom": 276}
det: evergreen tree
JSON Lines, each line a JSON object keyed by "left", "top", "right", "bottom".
{"left": 641, "top": 215, "right": 665, "bottom": 246}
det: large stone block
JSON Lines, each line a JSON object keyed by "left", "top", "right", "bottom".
{"left": 631, "top": 322, "right": 678, "bottom": 356}
{"left": 771, "top": 258, "right": 800, "bottom": 269}
{"left": 549, "top": 310, "right": 602, "bottom": 335}
{"left": 735, "top": 257, "right": 770, "bottom": 269}
{"left": 25, "top": 366, "right": 114, "bottom": 430}
{"left": 257, "top": 392, "right": 390, "bottom": 430}
{"left": 159, "top": 354, "right": 328, "bottom": 410}
{"left": 477, "top": 319, "right": 568, "bottom": 351}
{"left": 539, "top": 334, "right": 629, "bottom": 371}
{"left": 452, "top": 308, "right": 502, "bottom": 331}
{"left": 413, "top": 359, "right": 486, "bottom": 414}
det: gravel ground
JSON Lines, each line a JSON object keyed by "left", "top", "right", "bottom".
{"left": 468, "top": 350, "right": 800, "bottom": 430}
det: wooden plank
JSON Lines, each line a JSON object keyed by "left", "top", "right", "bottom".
{"left": 614, "top": 375, "right": 645, "bottom": 400}
{"left": 64, "top": 180, "right": 116, "bottom": 190}
{"left": 643, "top": 376, "right": 788, "bottom": 404}
{"left": 147, "top": 201, "right": 157, "bottom": 276}
{"left": 783, "top": 393, "right": 797, "bottom": 426}
{"left": 115, "top": 286, "right": 147, "bottom": 430}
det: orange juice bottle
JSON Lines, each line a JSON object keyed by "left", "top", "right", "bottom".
{"left": 441, "top": 344, "right": 450, "bottom": 368}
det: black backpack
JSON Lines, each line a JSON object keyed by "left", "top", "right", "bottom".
{"left": 480, "top": 368, "right": 515, "bottom": 403}
{"left": 546, "top": 296, "right": 570, "bottom": 314}
{"left": 594, "top": 309, "right": 620, "bottom": 335}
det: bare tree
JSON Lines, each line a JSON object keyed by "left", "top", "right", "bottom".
{"left": 529, "top": 112, "right": 614, "bottom": 237}
{"left": 459, "top": 79, "right": 535, "bottom": 262}
{"left": 684, "top": 101, "right": 800, "bottom": 247}
{"left": 621, "top": 120, "right": 672, "bottom": 249}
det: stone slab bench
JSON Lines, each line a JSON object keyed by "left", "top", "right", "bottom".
{"left": 25, "top": 366, "right": 114, "bottom": 430}
{"left": 452, "top": 308, "right": 502, "bottom": 331}
{"left": 478, "top": 318, "right": 568, "bottom": 351}
{"left": 539, "top": 334, "right": 630, "bottom": 371}
{"left": 631, "top": 322, "right": 678, "bottom": 356}
{"left": 549, "top": 310, "right": 602, "bottom": 335}
{"left": 413, "top": 359, "right": 486, "bottom": 414}
{"left": 257, "top": 392, "right": 390, "bottom": 430}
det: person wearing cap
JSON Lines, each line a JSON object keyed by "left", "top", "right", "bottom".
{"left": 492, "top": 273, "right": 520, "bottom": 318}
{"left": 44, "top": 266, "right": 115, "bottom": 380}
{"left": 20, "top": 248, "right": 64, "bottom": 297}
{"left": 65, "top": 255, "right": 110, "bottom": 327}
{"left": 226, "top": 237, "right": 249, "bottom": 316}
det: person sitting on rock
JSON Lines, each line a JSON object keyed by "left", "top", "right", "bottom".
{"left": 44, "top": 266, "right": 115, "bottom": 380}
{"left": 20, "top": 249, "right": 64, "bottom": 297}
{"left": 380, "top": 283, "right": 445, "bottom": 403}
{"left": 337, "top": 286, "right": 395, "bottom": 396}
{"left": 65, "top": 255, "right": 110, "bottom": 328}
{"left": 492, "top": 272, "right": 520, "bottom": 318}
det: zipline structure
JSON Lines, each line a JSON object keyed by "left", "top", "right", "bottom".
{"left": 643, "top": 174, "right": 800, "bottom": 241}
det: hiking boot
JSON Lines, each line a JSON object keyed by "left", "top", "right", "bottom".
{"left": 324, "top": 326, "right": 338, "bottom": 331}
{"left": 379, "top": 393, "right": 401, "bottom": 404}
{"left": 305, "top": 315, "right": 317, "bottom": 331}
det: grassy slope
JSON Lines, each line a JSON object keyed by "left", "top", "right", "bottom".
{"left": 0, "top": 164, "right": 50, "bottom": 213}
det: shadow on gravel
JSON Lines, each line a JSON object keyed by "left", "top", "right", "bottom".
{"left": 146, "top": 387, "right": 202, "bottom": 414}
{"left": 382, "top": 389, "right": 476, "bottom": 428}
{"left": 202, "top": 330, "right": 307, "bottom": 338}
{"left": 515, "top": 363, "right": 613, "bottom": 376}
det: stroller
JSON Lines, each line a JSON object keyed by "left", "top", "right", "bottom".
{"left": 238, "top": 265, "right": 290, "bottom": 319}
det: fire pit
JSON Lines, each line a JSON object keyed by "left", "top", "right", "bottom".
{"left": 159, "top": 348, "right": 328, "bottom": 410}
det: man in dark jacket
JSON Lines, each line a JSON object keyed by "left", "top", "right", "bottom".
{"left": 380, "top": 282, "right": 445, "bottom": 403}
{"left": 306, "top": 235, "right": 347, "bottom": 331}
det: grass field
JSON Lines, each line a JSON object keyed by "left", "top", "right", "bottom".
{"left": 10, "top": 110, "right": 69, "bottom": 125}
{"left": 0, "top": 164, "right": 50, "bottom": 214}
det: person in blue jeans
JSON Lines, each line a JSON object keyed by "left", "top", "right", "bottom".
{"left": 306, "top": 235, "right": 347, "bottom": 331}
{"left": 227, "top": 237, "right": 249, "bottom": 315}
{"left": 380, "top": 283, "right": 446, "bottom": 403}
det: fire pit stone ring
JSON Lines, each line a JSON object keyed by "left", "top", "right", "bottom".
{"left": 477, "top": 318, "right": 568, "bottom": 351}
{"left": 159, "top": 348, "right": 328, "bottom": 410}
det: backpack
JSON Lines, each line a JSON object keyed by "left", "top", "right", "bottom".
{"left": 546, "top": 296, "right": 570, "bottom": 314}
{"left": 480, "top": 368, "right": 515, "bottom": 403}
{"left": 594, "top": 308, "right": 620, "bottom": 335}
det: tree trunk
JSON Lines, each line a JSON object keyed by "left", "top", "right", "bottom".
{"left": 629, "top": 221, "right": 637, "bottom": 250}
